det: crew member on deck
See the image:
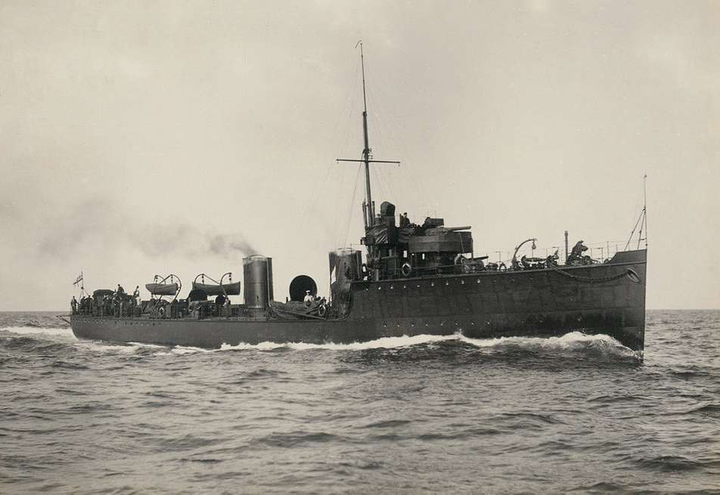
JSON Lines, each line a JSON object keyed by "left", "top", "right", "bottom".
{"left": 568, "top": 240, "right": 588, "bottom": 264}
{"left": 71, "top": 296, "right": 78, "bottom": 314}
{"left": 546, "top": 250, "right": 559, "bottom": 267}
{"left": 215, "top": 294, "right": 226, "bottom": 316}
{"left": 304, "top": 290, "right": 314, "bottom": 306}
{"left": 132, "top": 286, "right": 140, "bottom": 308}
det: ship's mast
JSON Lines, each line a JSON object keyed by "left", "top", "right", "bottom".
{"left": 360, "top": 43, "right": 373, "bottom": 225}
{"left": 337, "top": 41, "right": 400, "bottom": 230}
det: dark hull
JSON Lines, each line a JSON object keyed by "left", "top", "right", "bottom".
{"left": 71, "top": 250, "right": 647, "bottom": 351}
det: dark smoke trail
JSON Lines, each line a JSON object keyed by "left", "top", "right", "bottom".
{"left": 34, "top": 199, "right": 259, "bottom": 260}
{"left": 208, "top": 234, "right": 258, "bottom": 257}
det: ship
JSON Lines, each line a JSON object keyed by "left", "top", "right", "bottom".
{"left": 69, "top": 45, "right": 648, "bottom": 354}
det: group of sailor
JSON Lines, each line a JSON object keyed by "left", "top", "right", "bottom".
{"left": 71, "top": 284, "right": 142, "bottom": 316}
{"left": 70, "top": 295, "right": 92, "bottom": 315}
{"left": 511, "top": 241, "right": 592, "bottom": 270}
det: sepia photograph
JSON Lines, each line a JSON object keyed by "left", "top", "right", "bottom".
{"left": 1, "top": 1, "right": 718, "bottom": 493}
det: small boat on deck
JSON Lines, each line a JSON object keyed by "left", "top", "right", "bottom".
{"left": 192, "top": 282, "right": 242, "bottom": 296}
{"left": 145, "top": 283, "right": 180, "bottom": 296}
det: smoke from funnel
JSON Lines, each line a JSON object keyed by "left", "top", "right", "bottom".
{"left": 209, "top": 234, "right": 257, "bottom": 257}
{"left": 34, "top": 198, "right": 259, "bottom": 260}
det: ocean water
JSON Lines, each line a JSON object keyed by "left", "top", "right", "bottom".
{"left": 1, "top": 311, "right": 718, "bottom": 494}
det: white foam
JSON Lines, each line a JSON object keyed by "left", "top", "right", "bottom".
{"left": 218, "top": 333, "right": 460, "bottom": 352}
{"left": 127, "top": 342, "right": 168, "bottom": 349}
{"left": 459, "top": 331, "right": 638, "bottom": 358}
{"left": 459, "top": 331, "right": 622, "bottom": 348}
{"left": 79, "top": 343, "right": 139, "bottom": 354}
{"left": 215, "top": 331, "right": 635, "bottom": 355}
{"left": 2, "top": 324, "right": 632, "bottom": 357}
{"left": 0, "top": 326, "right": 76, "bottom": 339}
{"left": 170, "top": 345, "right": 214, "bottom": 355}
{"left": 74, "top": 341, "right": 163, "bottom": 354}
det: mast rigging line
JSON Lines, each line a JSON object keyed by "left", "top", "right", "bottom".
{"left": 366, "top": 72, "right": 433, "bottom": 215}
{"left": 624, "top": 175, "right": 648, "bottom": 251}
{"left": 368, "top": 84, "right": 408, "bottom": 201}
{"left": 341, "top": 165, "right": 363, "bottom": 247}
{"left": 641, "top": 174, "right": 648, "bottom": 249}
{"left": 371, "top": 164, "right": 388, "bottom": 206}
{"left": 330, "top": 56, "right": 361, "bottom": 241}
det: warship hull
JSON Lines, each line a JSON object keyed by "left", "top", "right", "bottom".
{"left": 71, "top": 250, "right": 647, "bottom": 352}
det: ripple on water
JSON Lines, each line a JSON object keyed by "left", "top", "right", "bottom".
{"left": 258, "top": 431, "right": 342, "bottom": 448}
{"left": 634, "top": 455, "right": 709, "bottom": 473}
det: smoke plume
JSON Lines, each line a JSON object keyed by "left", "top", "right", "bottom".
{"left": 208, "top": 234, "right": 257, "bottom": 257}
{"left": 33, "top": 199, "right": 259, "bottom": 260}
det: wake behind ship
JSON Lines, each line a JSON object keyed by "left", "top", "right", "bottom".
{"left": 69, "top": 45, "right": 648, "bottom": 354}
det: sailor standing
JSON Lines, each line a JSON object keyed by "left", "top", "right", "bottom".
{"left": 304, "top": 290, "right": 314, "bottom": 306}
{"left": 71, "top": 296, "right": 78, "bottom": 314}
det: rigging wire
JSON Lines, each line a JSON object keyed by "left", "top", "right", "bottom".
{"left": 624, "top": 176, "right": 648, "bottom": 251}
{"left": 342, "top": 165, "right": 363, "bottom": 247}
{"left": 331, "top": 57, "right": 362, "bottom": 160}
{"left": 641, "top": 174, "right": 648, "bottom": 249}
{"left": 365, "top": 93, "right": 399, "bottom": 204}
{"left": 331, "top": 59, "right": 362, "bottom": 242}
{"left": 370, "top": 161, "right": 387, "bottom": 202}
{"left": 367, "top": 78, "right": 433, "bottom": 215}
{"left": 366, "top": 88, "right": 404, "bottom": 202}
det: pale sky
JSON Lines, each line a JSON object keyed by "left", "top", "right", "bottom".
{"left": 0, "top": 0, "right": 717, "bottom": 311}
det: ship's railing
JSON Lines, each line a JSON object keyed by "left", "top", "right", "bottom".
{"left": 369, "top": 239, "right": 638, "bottom": 279}
{"left": 482, "top": 239, "right": 634, "bottom": 268}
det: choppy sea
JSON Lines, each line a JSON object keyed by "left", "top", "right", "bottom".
{"left": 1, "top": 310, "right": 718, "bottom": 494}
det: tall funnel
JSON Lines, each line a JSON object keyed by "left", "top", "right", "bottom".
{"left": 243, "top": 255, "right": 274, "bottom": 309}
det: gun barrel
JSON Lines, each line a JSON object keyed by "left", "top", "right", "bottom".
{"left": 445, "top": 226, "right": 472, "bottom": 232}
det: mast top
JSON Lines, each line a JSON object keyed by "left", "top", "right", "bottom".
{"left": 337, "top": 42, "right": 400, "bottom": 231}
{"left": 359, "top": 41, "right": 368, "bottom": 118}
